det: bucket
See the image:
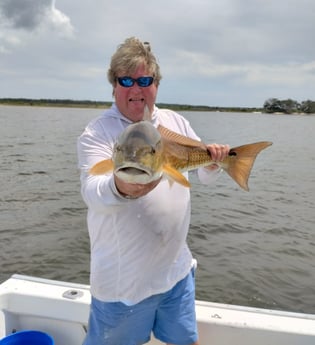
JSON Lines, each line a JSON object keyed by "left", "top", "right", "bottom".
{"left": 0, "top": 330, "right": 54, "bottom": 345}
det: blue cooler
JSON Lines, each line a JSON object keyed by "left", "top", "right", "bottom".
{"left": 0, "top": 330, "right": 54, "bottom": 345}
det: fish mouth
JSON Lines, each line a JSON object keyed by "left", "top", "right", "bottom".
{"left": 116, "top": 166, "right": 151, "bottom": 176}
{"left": 115, "top": 162, "right": 153, "bottom": 180}
{"left": 114, "top": 163, "right": 156, "bottom": 184}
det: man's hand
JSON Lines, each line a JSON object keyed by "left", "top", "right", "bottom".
{"left": 115, "top": 175, "right": 162, "bottom": 199}
{"left": 205, "top": 143, "right": 230, "bottom": 170}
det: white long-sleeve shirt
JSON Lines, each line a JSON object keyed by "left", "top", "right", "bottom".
{"left": 77, "top": 104, "right": 219, "bottom": 305}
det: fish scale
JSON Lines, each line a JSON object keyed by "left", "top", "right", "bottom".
{"left": 90, "top": 121, "right": 272, "bottom": 191}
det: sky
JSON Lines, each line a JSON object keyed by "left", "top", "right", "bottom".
{"left": 0, "top": 0, "right": 315, "bottom": 107}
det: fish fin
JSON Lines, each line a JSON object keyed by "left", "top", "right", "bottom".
{"left": 224, "top": 141, "right": 272, "bottom": 191}
{"left": 142, "top": 105, "right": 152, "bottom": 121}
{"left": 158, "top": 125, "right": 206, "bottom": 148}
{"left": 163, "top": 164, "right": 191, "bottom": 187}
{"left": 168, "top": 179, "right": 175, "bottom": 187}
{"left": 89, "top": 159, "right": 114, "bottom": 175}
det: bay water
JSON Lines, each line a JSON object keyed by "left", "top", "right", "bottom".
{"left": 1, "top": 105, "right": 314, "bottom": 314}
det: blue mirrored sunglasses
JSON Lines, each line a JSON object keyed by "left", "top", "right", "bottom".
{"left": 117, "top": 76, "right": 154, "bottom": 88}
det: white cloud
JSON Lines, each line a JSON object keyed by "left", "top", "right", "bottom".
{"left": 0, "top": 31, "right": 20, "bottom": 53}
{"left": 46, "top": 0, "right": 74, "bottom": 38}
{"left": 0, "top": 0, "right": 74, "bottom": 53}
{"left": 0, "top": 0, "right": 315, "bottom": 106}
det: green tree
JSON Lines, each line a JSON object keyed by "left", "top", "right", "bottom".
{"left": 263, "top": 98, "right": 283, "bottom": 113}
{"left": 300, "top": 100, "right": 315, "bottom": 114}
{"left": 264, "top": 98, "right": 301, "bottom": 114}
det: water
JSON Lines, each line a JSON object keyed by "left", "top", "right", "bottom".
{"left": 1, "top": 105, "right": 314, "bottom": 314}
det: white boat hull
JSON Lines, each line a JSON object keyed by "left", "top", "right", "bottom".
{"left": 1, "top": 275, "right": 315, "bottom": 345}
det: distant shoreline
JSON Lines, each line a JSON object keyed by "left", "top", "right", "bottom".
{"left": 1, "top": 98, "right": 314, "bottom": 115}
{"left": 0, "top": 98, "right": 262, "bottom": 113}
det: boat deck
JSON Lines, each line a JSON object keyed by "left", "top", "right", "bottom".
{"left": 1, "top": 275, "right": 315, "bottom": 345}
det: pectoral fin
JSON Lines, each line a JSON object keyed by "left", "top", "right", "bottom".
{"left": 163, "top": 164, "right": 191, "bottom": 187}
{"left": 89, "top": 159, "right": 114, "bottom": 175}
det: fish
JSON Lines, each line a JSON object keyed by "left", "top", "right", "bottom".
{"left": 89, "top": 121, "right": 272, "bottom": 191}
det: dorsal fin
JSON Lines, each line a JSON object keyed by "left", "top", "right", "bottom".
{"left": 158, "top": 125, "right": 206, "bottom": 149}
{"left": 143, "top": 105, "right": 152, "bottom": 121}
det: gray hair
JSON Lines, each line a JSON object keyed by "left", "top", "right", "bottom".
{"left": 107, "top": 37, "right": 162, "bottom": 88}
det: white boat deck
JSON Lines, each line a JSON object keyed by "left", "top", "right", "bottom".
{"left": 1, "top": 274, "right": 315, "bottom": 345}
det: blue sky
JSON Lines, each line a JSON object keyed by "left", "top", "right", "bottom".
{"left": 1, "top": 0, "right": 314, "bottom": 107}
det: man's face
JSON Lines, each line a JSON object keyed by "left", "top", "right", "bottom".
{"left": 114, "top": 64, "right": 158, "bottom": 122}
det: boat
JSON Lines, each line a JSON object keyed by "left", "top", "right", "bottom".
{"left": 1, "top": 274, "right": 315, "bottom": 344}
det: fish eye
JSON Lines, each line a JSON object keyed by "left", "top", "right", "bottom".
{"left": 150, "top": 147, "right": 156, "bottom": 154}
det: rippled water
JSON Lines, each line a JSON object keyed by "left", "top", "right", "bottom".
{"left": 1, "top": 105, "right": 314, "bottom": 314}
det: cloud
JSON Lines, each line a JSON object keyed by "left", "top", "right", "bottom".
{"left": 0, "top": 0, "right": 74, "bottom": 56}
{"left": 0, "top": 0, "right": 73, "bottom": 36}
{"left": 0, "top": 0, "right": 315, "bottom": 106}
{"left": 48, "top": 0, "right": 74, "bottom": 38}
{"left": 0, "top": 0, "right": 50, "bottom": 30}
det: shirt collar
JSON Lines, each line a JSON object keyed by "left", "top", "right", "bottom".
{"left": 110, "top": 103, "right": 159, "bottom": 124}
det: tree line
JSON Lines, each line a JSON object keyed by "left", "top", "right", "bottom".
{"left": 263, "top": 98, "right": 315, "bottom": 114}
{"left": 0, "top": 98, "right": 261, "bottom": 112}
{"left": 1, "top": 97, "right": 315, "bottom": 114}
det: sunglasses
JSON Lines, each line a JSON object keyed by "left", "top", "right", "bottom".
{"left": 117, "top": 76, "right": 154, "bottom": 88}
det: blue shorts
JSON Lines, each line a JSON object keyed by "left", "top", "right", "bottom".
{"left": 83, "top": 269, "right": 198, "bottom": 345}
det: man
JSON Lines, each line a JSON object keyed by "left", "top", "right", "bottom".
{"left": 78, "top": 37, "right": 229, "bottom": 345}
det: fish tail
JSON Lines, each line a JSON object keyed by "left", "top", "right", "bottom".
{"left": 223, "top": 141, "right": 272, "bottom": 191}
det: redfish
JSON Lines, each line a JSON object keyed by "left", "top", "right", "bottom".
{"left": 90, "top": 121, "right": 272, "bottom": 191}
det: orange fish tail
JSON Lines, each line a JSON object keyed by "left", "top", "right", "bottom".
{"left": 224, "top": 141, "right": 272, "bottom": 191}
